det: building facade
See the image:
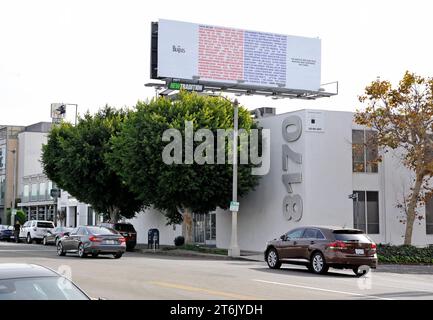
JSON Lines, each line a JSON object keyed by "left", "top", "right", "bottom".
{"left": 129, "top": 108, "right": 433, "bottom": 251}
{"left": 0, "top": 125, "right": 24, "bottom": 224}
{"left": 15, "top": 122, "right": 93, "bottom": 225}
{"left": 17, "top": 122, "right": 56, "bottom": 221}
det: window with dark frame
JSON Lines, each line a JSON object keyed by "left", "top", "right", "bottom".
{"left": 426, "top": 195, "right": 433, "bottom": 235}
{"left": 353, "top": 190, "right": 380, "bottom": 234}
{"left": 352, "top": 129, "right": 378, "bottom": 173}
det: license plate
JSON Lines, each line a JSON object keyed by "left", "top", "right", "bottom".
{"left": 355, "top": 249, "right": 365, "bottom": 255}
{"left": 104, "top": 240, "right": 116, "bottom": 245}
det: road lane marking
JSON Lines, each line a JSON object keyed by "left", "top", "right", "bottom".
{"left": 253, "top": 279, "right": 394, "bottom": 300}
{"left": 150, "top": 281, "right": 260, "bottom": 300}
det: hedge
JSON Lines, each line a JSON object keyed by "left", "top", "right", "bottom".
{"left": 377, "top": 244, "right": 433, "bottom": 264}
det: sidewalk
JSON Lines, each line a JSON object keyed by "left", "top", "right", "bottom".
{"left": 136, "top": 244, "right": 264, "bottom": 261}
{"left": 135, "top": 245, "right": 433, "bottom": 273}
{"left": 377, "top": 264, "right": 433, "bottom": 274}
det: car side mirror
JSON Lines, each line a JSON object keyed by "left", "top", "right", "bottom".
{"left": 280, "top": 235, "right": 287, "bottom": 241}
{"left": 63, "top": 232, "right": 70, "bottom": 237}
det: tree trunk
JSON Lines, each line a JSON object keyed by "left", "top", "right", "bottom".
{"left": 108, "top": 207, "right": 119, "bottom": 223}
{"left": 404, "top": 172, "right": 424, "bottom": 245}
{"left": 182, "top": 208, "right": 193, "bottom": 244}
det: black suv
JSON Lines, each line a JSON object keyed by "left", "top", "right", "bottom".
{"left": 99, "top": 222, "right": 137, "bottom": 250}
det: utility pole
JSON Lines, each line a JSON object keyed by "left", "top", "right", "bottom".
{"left": 10, "top": 149, "right": 17, "bottom": 224}
{"left": 228, "top": 98, "right": 240, "bottom": 257}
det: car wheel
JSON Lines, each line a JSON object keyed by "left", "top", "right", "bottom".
{"left": 353, "top": 266, "right": 370, "bottom": 277}
{"left": 57, "top": 242, "right": 66, "bottom": 256}
{"left": 43, "top": 237, "right": 47, "bottom": 246}
{"left": 310, "top": 252, "right": 329, "bottom": 274}
{"left": 26, "top": 234, "right": 32, "bottom": 244}
{"left": 266, "top": 248, "right": 281, "bottom": 269}
{"left": 78, "top": 243, "right": 87, "bottom": 258}
{"left": 113, "top": 252, "right": 123, "bottom": 259}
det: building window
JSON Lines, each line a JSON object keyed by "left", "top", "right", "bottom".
{"left": 426, "top": 196, "right": 433, "bottom": 235}
{"left": 87, "top": 207, "right": 94, "bottom": 226}
{"left": 352, "top": 130, "right": 378, "bottom": 173}
{"left": 353, "top": 190, "right": 380, "bottom": 234}
{"left": 0, "top": 146, "right": 6, "bottom": 169}
{"left": 39, "top": 182, "right": 46, "bottom": 201}
{"left": 31, "top": 184, "right": 38, "bottom": 202}
{"left": 0, "top": 175, "right": 5, "bottom": 206}
{"left": 193, "top": 212, "right": 216, "bottom": 244}
{"left": 23, "top": 185, "right": 30, "bottom": 203}
{"left": 48, "top": 181, "right": 53, "bottom": 199}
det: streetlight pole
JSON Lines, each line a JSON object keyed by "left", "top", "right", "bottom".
{"left": 9, "top": 149, "right": 17, "bottom": 224}
{"left": 228, "top": 98, "right": 240, "bottom": 257}
{"left": 349, "top": 192, "right": 359, "bottom": 229}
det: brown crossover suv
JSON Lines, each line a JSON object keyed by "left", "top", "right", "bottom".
{"left": 265, "top": 226, "right": 377, "bottom": 276}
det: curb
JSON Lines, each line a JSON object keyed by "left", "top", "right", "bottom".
{"left": 136, "top": 249, "right": 262, "bottom": 261}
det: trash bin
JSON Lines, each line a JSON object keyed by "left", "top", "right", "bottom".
{"left": 147, "top": 228, "right": 159, "bottom": 249}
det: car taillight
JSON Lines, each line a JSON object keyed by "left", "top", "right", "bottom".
{"left": 119, "top": 237, "right": 126, "bottom": 243}
{"left": 89, "top": 236, "right": 102, "bottom": 242}
{"left": 370, "top": 243, "right": 377, "bottom": 250}
{"left": 327, "top": 240, "right": 346, "bottom": 249}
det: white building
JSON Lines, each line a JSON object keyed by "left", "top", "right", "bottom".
{"left": 16, "top": 122, "right": 93, "bottom": 226}
{"left": 129, "top": 108, "right": 433, "bottom": 251}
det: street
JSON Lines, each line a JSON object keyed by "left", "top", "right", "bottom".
{"left": 2, "top": 241, "right": 433, "bottom": 300}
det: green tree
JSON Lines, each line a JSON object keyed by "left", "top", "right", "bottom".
{"left": 355, "top": 71, "right": 433, "bottom": 245}
{"left": 108, "top": 92, "right": 260, "bottom": 243}
{"left": 41, "top": 106, "right": 143, "bottom": 222}
{"left": 6, "top": 209, "right": 26, "bottom": 225}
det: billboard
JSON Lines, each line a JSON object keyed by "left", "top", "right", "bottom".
{"left": 50, "top": 103, "right": 66, "bottom": 124}
{"left": 155, "top": 19, "right": 321, "bottom": 92}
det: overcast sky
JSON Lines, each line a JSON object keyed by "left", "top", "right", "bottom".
{"left": 1, "top": 0, "right": 432, "bottom": 126}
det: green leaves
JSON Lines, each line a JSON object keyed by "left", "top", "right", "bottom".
{"left": 41, "top": 106, "right": 143, "bottom": 221}
{"left": 43, "top": 92, "right": 261, "bottom": 225}
{"left": 108, "top": 91, "right": 260, "bottom": 224}
{"left": 356, "top": 71, "right": 433, "bottom": 245}
{"left": 377, "top": 244, "right": 433, "bottom": 264}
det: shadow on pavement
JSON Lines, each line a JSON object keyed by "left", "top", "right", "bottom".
{"left": 362, "top": 290, "right": 433, "bottom": 299}
{"left": 250, "top": 266, "right": 359, "bottom": 278}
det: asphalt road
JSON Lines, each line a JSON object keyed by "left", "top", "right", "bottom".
{"left": 1, "top": 241, "right": 433, "bottom": 300}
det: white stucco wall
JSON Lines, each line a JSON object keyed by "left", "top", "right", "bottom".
{"left": 217, "top": 109, "right": 356, "bottom": 252}
{"left": 17, "top": 131, "right": 47, "bottom": 195}
{"left": 131, "top": 108, "right": 433, "bottom": 251}
{"left": 381, "top": 149, "right": 431, "bottom": 246}
{"left": 128, "top": 208, "right": 181, "bottom": 246}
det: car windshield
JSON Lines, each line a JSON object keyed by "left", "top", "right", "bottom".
{"left": 86, "top": 226, "right": 118, "bottom": 235}
{"left": 333, "top": 231, "right": 371, "bottom": 242}
{"left": 37, "top": 222, "right": 54, "bottom": 228}
{"left": 115, "top": 224, "right": 135, "bottom": 232}
{"left": 0, "top": 277, "right": 89, "bottom": 300}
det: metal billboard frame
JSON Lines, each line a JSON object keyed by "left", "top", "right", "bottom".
{"left": 148, "top": 21, "right": 337, "bottom": 100}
